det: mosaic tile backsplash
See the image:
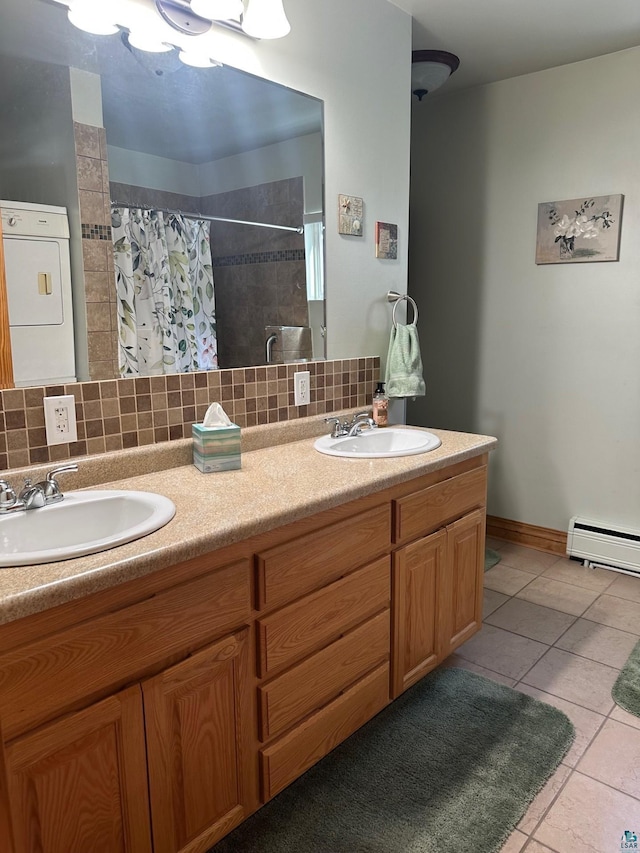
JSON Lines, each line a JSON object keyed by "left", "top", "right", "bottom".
{"left": 0, "top": 358, "right": 379, "bottom": 471}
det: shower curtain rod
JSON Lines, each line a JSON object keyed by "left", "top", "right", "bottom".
{"left": 110, "top": 201, "right": 304, "bottom": 235}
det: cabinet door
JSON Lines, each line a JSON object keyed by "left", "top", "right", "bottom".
{"left": 440, "top": 509, "right": 485, "bottom": 658}
{"left": 392, "top": 528, "right": 447, "bottom": 697}
{"left": 5, "top": 685, "right": 152, "bottom": 853}
{"left": 143, "top": 629, "right": 253, "bottom": 853}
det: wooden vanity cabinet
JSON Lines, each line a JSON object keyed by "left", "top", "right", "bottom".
{"left": 143, "top": 629, "right": 253, "bottom": 853}
{"left": 391, "top": 468, "right": 487, "bottom": 698}
{"left": 4, "top": 685, "right": 152, "bottom": 853}
{"left": 254, "top": 508, "right": 393, "bottom": 802}
{"left": 0, "top": 453, "right": 488, "bottom": 852}
{"left": 0, "top": 558, "right": 255, "bottom": 853}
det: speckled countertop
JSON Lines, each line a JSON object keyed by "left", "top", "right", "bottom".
{"left": 0, "top": 414, "right": 497, "bottom": 626}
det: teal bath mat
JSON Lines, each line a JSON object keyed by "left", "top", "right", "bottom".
{"left": 211, "top": 667, "right": 574, "bottom": 853}
{"left": 485, "top": 547, "right": 502, "bottom": 571}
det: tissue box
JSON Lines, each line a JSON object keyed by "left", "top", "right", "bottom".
{"left": 192, "top": 423, "right": 241, "bottom": 473}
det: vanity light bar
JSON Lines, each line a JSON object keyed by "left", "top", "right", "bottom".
{"left": 50, "top": 0, "right": 290, "bottom": 43}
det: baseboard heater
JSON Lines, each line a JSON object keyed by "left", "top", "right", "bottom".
{"left": 567, "top": 516, "right": 640, "bottom": 577}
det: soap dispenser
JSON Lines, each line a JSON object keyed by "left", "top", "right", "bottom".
{"left": 372, "top": 382, "right": 389, "bottom": 427}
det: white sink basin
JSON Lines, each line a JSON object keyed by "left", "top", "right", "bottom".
{"left": 0, "top": 490, "right": 176, "bottom": 567}
{"left": 314, "top": 427, "right": 442, "bottom": 458}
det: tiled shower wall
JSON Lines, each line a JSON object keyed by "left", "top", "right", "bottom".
{"left": 0, "top": 358, "right": 379, "bottom": 471}
{"left": 109, "top": 176, "right": 308, "bottom": 368}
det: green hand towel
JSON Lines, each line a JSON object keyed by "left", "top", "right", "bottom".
{"left": 385, "top": 323, "right": 426, "bottom": 398}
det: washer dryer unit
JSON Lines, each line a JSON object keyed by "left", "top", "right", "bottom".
{"left": 1, "top": 200, "right": 76, "bottom": 386}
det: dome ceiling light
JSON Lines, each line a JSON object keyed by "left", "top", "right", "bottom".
{"left": 411, "top": 50, "right": 460, "bottom": 101}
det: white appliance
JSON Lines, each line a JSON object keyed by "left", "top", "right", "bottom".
{"left": 1, "top": 200, "right": 76, "bottom": 386}
{"left": 567, "top": 516, "right": 640, "bottom": 577}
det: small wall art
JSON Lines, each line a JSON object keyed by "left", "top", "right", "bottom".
{"left": 338, "top": 194, "right": 363, "bottom": 236}
{"left": 536, "top": 194, "right": 623, "bottom": 264}
{"left": 375, "top": 221, "right": 398, "bottom": 259}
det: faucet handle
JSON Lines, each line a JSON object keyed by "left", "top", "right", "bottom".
{"left": 41, "top": 463, "right": 79, "bottom": 502}
{"left": 0, "top": 480, "right": 18, "bottom": 510}
{"left": 19, "top": 478, "right": 46, "bottom": 510}
{"left": 323, "top": 417, "right": 347, "bottom": 438}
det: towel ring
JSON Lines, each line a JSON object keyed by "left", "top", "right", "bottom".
{"left": 387, "top": 292, "right": 419, "bottom": 328}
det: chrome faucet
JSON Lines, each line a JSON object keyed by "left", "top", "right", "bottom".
{"left": 0, "top": 463, "right": 78, "bottom": 514}
{"left": 36, "top": 463, "right": 79, "bottom": 504}
{"left": 323, "top": 412, "right": 378, "bottom": 439}
{"left": 346, "top": 414, "right": 377, "bottom": 437}
{"left": 266, "top": 333, "right": 277, "bottom": 363}
{"left": 19, "top": 479, "right": 46, "bottom": 510}
{"left": 0, "top": 480, "right": 21, "bottom": 514}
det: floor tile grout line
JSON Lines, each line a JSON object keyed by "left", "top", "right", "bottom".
{"left": 512, "top": 677, "right": 610, "bottom": 723}
{"left": 519, "top": 763, "right": 574, "bottom": 849}
{"left": 570, "top": 768, "right": 640, "bottom": 803}
{"left": 512, "top": 647, "right": 617, "bottom": 716}
{"left": 522, "top": 840, "right": 562, "bottom": 853}
{"left": 512, "top": 589, "right": 597, "bottom": 620}
{"left": 516, "top": 670, "right": 617, "bottom": 717}
{"left": 565, "top": 614, "right": 640, "bottom": 640}
{"left": 570, "top": 712, "right": 612, "bottom": 775}
{"left": 481, "top": 541, "right": 640, "bottom": 851}
{"left": 540, "top": 577, "right": 617, "bottom": 594}
{"left": 484, "top": 606, "right": 579, "bottom": 648}
{"left": 546, "top": 643, "right": 624, "bottom": 672}
{"left": 604, "top": 706, "right": 640, "bottom": 732}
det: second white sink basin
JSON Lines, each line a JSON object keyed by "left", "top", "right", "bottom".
{"left": 0, "top": 490, "right": 176, "bottom": 567}
{"left": 314, "top": 427, "right": 442, "bottom": 458}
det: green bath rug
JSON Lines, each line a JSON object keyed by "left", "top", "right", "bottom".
{"left": 613, "top": 638, "right": 640, "bottom": 717}
{"left": 210, "top": 667, "right": 575, "bottom": 853}
{"left": 485, "top": 547, "right": 502, "bottom": 571}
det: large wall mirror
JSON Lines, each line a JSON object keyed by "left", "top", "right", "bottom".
{"left": 0, "top": 0, "right": 325, "bottom": 388}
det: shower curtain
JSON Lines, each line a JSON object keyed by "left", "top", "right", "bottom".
{"left": 112, "top": 207, "right": 218, "bottom": 376}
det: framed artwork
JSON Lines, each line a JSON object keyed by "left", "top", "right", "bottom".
{"left": 536, "top": 194, "right": 623, "bottom": 264}
{"left": 338, "top": 195, "right": 363, "bottom": 236}
{"left": 375, "top": 221, "right": 398, "bottom": 259}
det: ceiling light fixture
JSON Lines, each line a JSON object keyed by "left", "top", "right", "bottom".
{"left": 177, "top": 49, "right": 221, "bottom": 67}
{"left": 242, "top": 0, "right": 290, "bottom": 39}
{"left": 127, "top": 30, "right": 173, "bottom": 52}
{"left": 190, "top": 0, "right": 243, "bottom": 21}
{"left": 411, "top": 50, "right": 460, "bottom": 101}
{"left": 67, "top": 0, "right": 119, "bottom": 35}
{"left": 59, "top": 0, "right": 292, "bottom": 70}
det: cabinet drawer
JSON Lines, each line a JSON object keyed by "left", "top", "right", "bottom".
{"left": 256, "top": 504, "right": 390, "bottom": 610}
{"left": 394, "top": 467, "right": 487, "bottom": 545}
{"left": 257, "top": 557, "right": 390, "bottom": 677}
{"left": 0, "top": 560, "right": 251, "bottom": 740}
{"left": 259, "top": 663, "right": 390, "bottom": 801}
{"left": 258, "top": 609, "right": 390, "bottom": 741}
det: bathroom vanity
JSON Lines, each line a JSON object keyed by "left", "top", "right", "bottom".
{"left": 0, "top": 422, "right": 495, "bottom": 853}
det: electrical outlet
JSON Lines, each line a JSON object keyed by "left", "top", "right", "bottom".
{"left": 43, "top": 395, "right": 77, "bottom": 445}
{"left": 294, "top": 370, "right": 311, "bottom": 406}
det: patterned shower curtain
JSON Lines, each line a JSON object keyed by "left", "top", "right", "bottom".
{"left": 112, "top": 207, "right": 218, "bottom": 376}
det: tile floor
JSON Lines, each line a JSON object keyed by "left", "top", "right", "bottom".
{"left": 445, "top": 539, "right": 640, "bottom": 853}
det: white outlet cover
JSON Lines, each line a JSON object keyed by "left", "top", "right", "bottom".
{"left": 294, "top": 371, "right": 311, "bottom": 406}
{"left": 43, "top": 394, "right": 78, "bottom": 445}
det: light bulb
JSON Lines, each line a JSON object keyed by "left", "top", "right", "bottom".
{"left": 128, "top": 31, "right": 172, "bottom": 52}
{"left": 190, "top": 0, "right": 243, "bottom": 21}
{"left": 242, "top": 0, "right": 290, "bottom": 39}
{"left": 178, "top": 50, "right": 221, "bottom": 68}
{"left": 67, "top": 0, "right": 119, "bottom": 35}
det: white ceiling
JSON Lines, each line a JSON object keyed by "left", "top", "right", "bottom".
{"left": 390, "top": 0, "right": 640, "bottom": 92}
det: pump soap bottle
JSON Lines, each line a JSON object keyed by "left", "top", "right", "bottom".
{"left": 372, "top": 382, "right": 389, "bottom": 427}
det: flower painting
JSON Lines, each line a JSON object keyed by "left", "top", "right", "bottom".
{"left": 535, "top": 194, "right": 623, "bottom": 264}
